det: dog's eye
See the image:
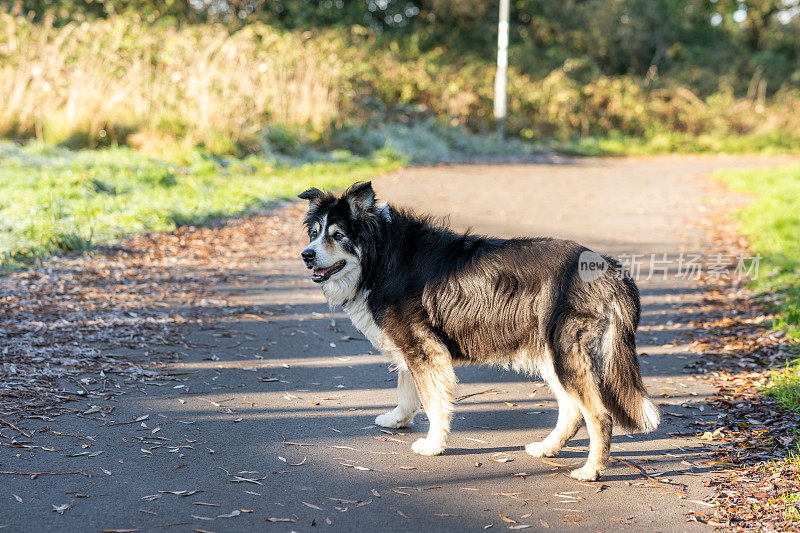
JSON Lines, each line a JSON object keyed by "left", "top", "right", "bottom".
{"left": 332, "top": 231, "right": 345, "bottom": 241}
{"left": 310, "top": 230, "right": 318, "bottom": 239}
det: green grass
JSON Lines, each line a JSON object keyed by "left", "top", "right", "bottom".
{"left": 0, "top": 121, "right": 547, "bottom": 269}
{"left": 767, "top": 361, "right": 800, "bottom": 413}
{"left": 717, "top": 163, "right": 800, "bottom": 410}
{"left": 717, "top": 164, "right": 800, "bottom": 341}
{"left": 784, "top": 488, "right": 800, "bottom": 521}
{"left": 0, "top": 142, "right": 405, "bottom": 268}
{"left": 556, "top": 131, "right": 800, "bottom": 156}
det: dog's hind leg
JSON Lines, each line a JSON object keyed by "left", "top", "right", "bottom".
{"left": 547, "top": 316, "right": 613, "bottom": 481}
{"left": 525, "top": 377, "right": 582, "bottom": 458}
{"left": 375, "top": 370, "right": 421, "bottom": 428}
{"left": 570, "top": 388, "right": 612, "bottom": 481}
{"left": 406, "top": 334, "right": 457, "bottom": 456}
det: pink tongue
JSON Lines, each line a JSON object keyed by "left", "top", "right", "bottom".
{"left": 314, "top": 267, "right": 329, "bottom": 275}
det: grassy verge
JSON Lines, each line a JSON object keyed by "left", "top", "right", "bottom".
{"left": 557, "top": 131, "right": 800, "bottom": 156}
{"left": 716, "top": 164, "right": 800, "bottom": 411}
{"left": 769, "top": 362, "right": 800, "bottom": 413}
{"left": 717, "top": 164, "right": 800, "bottom": 340}
{"left": 0, "top": 121, "right": 544, "bottom": 269}
{"left": 0, "top": 142, "right": 404, "bottom": 268}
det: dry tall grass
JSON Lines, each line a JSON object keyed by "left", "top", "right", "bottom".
{"left": 0, "top": 15, "right": 343, "bottom": 153}
{"left": 2, "top": 14, "right": 800, "bottom": 155}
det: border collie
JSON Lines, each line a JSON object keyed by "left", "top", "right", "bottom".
{"left": 299, "top": 181, "right": 659, "bottom": 481}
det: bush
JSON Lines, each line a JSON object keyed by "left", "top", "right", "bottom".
{"left": 2, "top": 15, "right": 800, "bottom": 155}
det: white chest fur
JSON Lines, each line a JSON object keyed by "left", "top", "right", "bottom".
{"left": 343, "top": 291, "right": 407, "bottom": 370}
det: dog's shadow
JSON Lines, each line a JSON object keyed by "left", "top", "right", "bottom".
{"left": 442, "top": 445, "right": 522, "bottom": 456}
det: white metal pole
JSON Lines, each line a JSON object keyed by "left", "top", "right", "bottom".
{"left": 494, "top": 0, "right": 510, "bottom": 137}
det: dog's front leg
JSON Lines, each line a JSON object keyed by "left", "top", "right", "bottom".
{"left": 406, "top": 337, "right": 457, "bottom": 456}
{"left": 375, "top": 370, "right": 420, "bottom": 428}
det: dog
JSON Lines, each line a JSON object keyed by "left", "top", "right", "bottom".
{"left": 298, "top": 181, "right": 659, "bottom": 481}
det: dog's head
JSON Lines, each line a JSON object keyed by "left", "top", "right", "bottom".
{"left": 298, "top": 181, "right": 382, "bottom": 305}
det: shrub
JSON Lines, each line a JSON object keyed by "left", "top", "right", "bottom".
{"left": 2, "top": 15, "right": 800, "bottom": 155}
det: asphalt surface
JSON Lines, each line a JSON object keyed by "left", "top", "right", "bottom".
{"left": 1, "top": 156, "right": 793, "bottom": 532}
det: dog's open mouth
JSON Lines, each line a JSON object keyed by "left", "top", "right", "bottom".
{"left": 311, "top": 260, "right": 346, "bottom": 283}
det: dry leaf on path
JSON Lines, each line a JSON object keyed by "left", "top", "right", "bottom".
{"left": 302, "top": 502, "right": 323, "bottom": 511}
{"left": 52, "top": 502, "right": 72, "bottom": 514}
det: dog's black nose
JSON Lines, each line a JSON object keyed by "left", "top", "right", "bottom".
{"left": 301, "top": 249, "right": 315, "bottom": 262}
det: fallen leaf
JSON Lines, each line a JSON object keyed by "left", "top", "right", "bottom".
{"left": 52, "top": 502, "right": 72, "bottom": 514}
{"left": 302, "top": 502, "right": 323, "bottom": 511}
{"left": 391, "top": 482, "right": 410, "bottom": 495}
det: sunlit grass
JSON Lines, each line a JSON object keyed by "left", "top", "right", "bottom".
{"left": 0, "top": 142, "right": 405, "bottom": 269}
{"left": 766, "top": 361, "right": 800, "bottom": 412}
{"left": 3, "top": 14, "right": 800, "bottom": 157}
{"left": 784, "top": 489, "right": 800, "bottom": 521}
{"left": 766, "top": 451, "right": 800, "bottom": 522}
{"left": 557, "top": 132, "right": 800, "bottom": 156}
{"left": 716, "top": 164, "right": 800, "bottom": 341}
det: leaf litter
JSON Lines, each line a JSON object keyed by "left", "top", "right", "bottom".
{"left": 680, "top": 196, "right": 800, "bottom": 531}
{"left": 0, "top": 203, "right": 307, "bottom": 427}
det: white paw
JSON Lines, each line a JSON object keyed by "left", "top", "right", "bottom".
{"left": 375, "top": 411, "right": 413, "bottom": 429}
{"left": 525, "top": 441, "right": 559, "bottom": 458}
{"left": 411, "top": 437, "right": 445, "bottom": 456}
{"left": 570, "top": 466, "right": 601, "bottom": 481}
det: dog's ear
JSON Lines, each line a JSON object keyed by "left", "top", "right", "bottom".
{"left": 345, "top": 181, "right": 375, "bottom": 215}
{"left": 298, "top": 187, "right": 324, "bottom": 203}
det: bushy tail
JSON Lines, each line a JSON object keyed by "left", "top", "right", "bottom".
{"left": 599, "top": 276, "right": 660, "bottom": 433}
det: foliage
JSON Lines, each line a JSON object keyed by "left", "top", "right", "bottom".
{"left": 328, "top": 120, "right": 545, "bottom": 163}
{"left": 2, "top": 14, "right": 800, "bottom": 156}
{"left": 12, "top": 1, "right": 800, "bottom": 71}
{"left": 0, "top": 15, "right": 346, "bottom": 154}
{"left": 716, "top": 164, "right": 800, "bottom": 339}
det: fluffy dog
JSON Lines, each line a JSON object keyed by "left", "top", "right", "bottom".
{"left": 299, "top": 181, "right": 659, "bottom": 481}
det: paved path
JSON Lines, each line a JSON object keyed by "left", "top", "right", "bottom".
{"left": 1, "top": 156, "right": 794, "bottom": 532}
